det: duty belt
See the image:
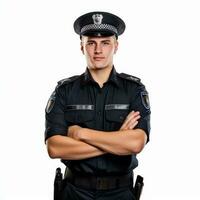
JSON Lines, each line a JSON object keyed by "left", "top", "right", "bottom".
{"left": 65, "top": 168, "right": 133, "bottom": 190}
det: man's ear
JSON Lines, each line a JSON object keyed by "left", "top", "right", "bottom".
{"left": 80, "top": 42, "right": 84, "bottom": 54}
{"left": 114, "top": 41, "right": 119, "bottom": 54}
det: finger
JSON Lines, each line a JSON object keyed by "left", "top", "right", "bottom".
{"left": 122, "top": 111, "right": 138, "bottom": 127}
{"left": 127, "top": 114, "right": 141, "bottom": 125}
{"left": 120, "top": 111, "right": 140, "bottom": 130}
{"left": 126, "top": 115, "right": 141, "bottom": 128}
{"left": 120, "top": 123, "right": 127, "bottom": 130}
{"left": 121, "top": 117, "right": 140, "bottom": 131}
{"left": 128, "top": 121, "right": 139, "bottom": 129}
{"left": 126, "top": 111, "right": 139, "bottom": 121}
{"left": 124, "top": 112, "right": 140, "bottom": 127}
{"left": 127, "top": 111, "right": 140, "bottom": 122}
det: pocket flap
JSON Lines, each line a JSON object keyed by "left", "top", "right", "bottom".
{"left": 65, "top": 104, "right": 94, "bottom": 123}
{"left": 106, "top": 110, "right": 129, "bottom": 123}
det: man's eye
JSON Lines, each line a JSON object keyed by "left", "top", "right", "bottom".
{"left": 103, "top": 42, "right": 110, "bottom": 45}
{"left": 87, "top": 42, "right": 94, "bottom": 45}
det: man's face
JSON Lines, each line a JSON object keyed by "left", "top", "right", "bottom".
{"left": 81, "top": 35, "right": 118, "bottom": 70}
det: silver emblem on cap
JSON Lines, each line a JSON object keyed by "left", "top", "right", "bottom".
{"left": 92, "top": 14, "right": 103, "bottom": 25}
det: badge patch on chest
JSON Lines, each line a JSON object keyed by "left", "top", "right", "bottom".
{"left": 140, "top": 91, "right": 150, "bottom": 109}
{"left": 46, "top": 91, "right": 56, "bottom": 113}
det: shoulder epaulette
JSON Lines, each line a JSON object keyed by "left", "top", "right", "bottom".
{"left": 57, "top": 75, "right": 80, "bottom": 87}
{"left": 118, "top": 73, "right": 143, "bottom": 85}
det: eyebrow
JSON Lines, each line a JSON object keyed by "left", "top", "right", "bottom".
{"left": 87, "top": 39, "right": 111, "bottom": 43}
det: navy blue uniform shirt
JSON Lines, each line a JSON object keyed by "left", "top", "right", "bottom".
{"left": 45, "top": 67, "right": 151, "bottom": 175}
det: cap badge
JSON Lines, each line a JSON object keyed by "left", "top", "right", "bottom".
{"left": 92, "top": 14, "right": 103, "bottom": 25}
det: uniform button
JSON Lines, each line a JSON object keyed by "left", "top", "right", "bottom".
{"left": 119, "top": 116, "right": 124, "bottom": 121}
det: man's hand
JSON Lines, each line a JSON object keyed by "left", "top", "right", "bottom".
{"left": 68, "top": 125, "right": 82, "bottom": 140}
{"left": 120, "top": 111, "right": 140, "bottom": 131}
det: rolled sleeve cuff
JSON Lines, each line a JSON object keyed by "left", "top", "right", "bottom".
{"left": 135, "top": 118, "right": 150, "bottom": 143}
{"left": 44, "top": 127, "right": 67, "bottom": 142}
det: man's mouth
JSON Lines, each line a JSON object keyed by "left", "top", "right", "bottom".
{"left": 93, "top": 57, "right": 105, "bottom": 61}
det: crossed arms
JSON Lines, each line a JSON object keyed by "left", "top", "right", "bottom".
{"left": 46, "top": 111, "right": 147, "bottom": 160}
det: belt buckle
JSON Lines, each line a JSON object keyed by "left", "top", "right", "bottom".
{"left": 96, "top": 177, "right": 109, "bottom": 190}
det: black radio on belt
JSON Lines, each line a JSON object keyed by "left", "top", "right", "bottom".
{"left": 54, "top": 168, "right": 63, "bottom": 200}
{"left": 133, "top": 175, "right": 144, "bottom": 200}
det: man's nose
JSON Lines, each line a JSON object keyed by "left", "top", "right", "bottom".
{"left": 95, "top": 44, "right": 102, "bottom": 54}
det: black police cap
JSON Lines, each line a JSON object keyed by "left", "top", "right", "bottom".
{"left": 73, "top": 11, "right": 126, "bottom": 38}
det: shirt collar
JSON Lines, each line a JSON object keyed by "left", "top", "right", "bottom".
{"left": 81, "top": 66, "right": 120, "bottom": 87}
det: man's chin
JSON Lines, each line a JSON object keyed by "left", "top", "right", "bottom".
{"left": 90, "top": 65, "right": 106, "bottom": 70}
{"left": 88, "top": 63, "right": 112, "bottom": 70}
{"left": 93, "top": 63, "right": 110, "bottom": 69}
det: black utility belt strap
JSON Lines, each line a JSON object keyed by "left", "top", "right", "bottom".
{"left": 65, "top": 169, "right": 133, "bottom": 190}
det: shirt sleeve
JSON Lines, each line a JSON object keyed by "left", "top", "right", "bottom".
{"left": 44, "top": 86, "right": 68, "bottom": 142}
{"left": 130, "top": 85, "right": 151, "bottom": 143}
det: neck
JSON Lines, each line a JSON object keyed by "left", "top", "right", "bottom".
{"left": 88, "top": 65, "right": 113, "bottom": 87}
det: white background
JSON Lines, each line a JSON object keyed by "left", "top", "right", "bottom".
{"left": 0, "top": 0, "right": 200, "bottom": 199}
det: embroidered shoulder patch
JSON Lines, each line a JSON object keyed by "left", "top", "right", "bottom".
{"left": 140, "top": 91, "right": 150, "bottom": 109}
{"left": 45, "top": 91, "right": 56, "bottom": 113}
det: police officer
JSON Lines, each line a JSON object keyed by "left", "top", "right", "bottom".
{"left": 45, "top": 11, "right": 151, "bottom": 200}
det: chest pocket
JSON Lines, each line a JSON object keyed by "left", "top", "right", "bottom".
{"left": 105, "top": 104, "right": 130, "bottom": 123}
{"left": 64, "top": 104, "right": 94, "bottom": 124}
